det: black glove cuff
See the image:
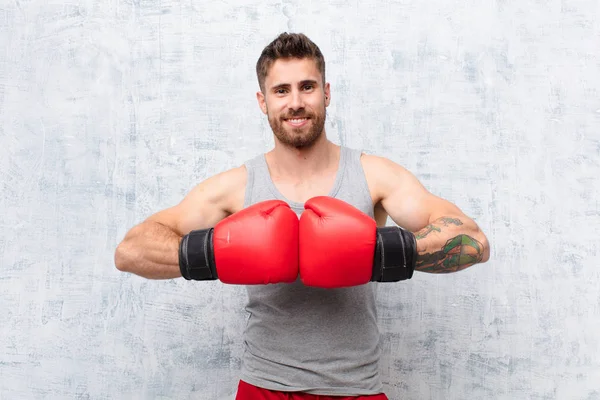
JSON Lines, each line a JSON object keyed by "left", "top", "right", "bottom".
{"left": 179, "top": 228, "right": 217, "bottom": 281}
{"left": 372, "top": 226, "right": 417, "bottom": 282}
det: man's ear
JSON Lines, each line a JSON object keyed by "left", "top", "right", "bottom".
{"left": 256, "top": 91, "right": 267, "bottom": 115}
{"left": 324, "top": 82, "right": 331, "bottom": 107}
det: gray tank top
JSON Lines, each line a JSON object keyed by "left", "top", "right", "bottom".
{"left": 239, "top": 146, "right": 383, "bottom": 396}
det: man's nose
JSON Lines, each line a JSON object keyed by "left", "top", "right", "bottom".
{"left": 288, "top": 90, "right": 304, "bottom": 110}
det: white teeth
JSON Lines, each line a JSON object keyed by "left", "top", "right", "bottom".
{"left": 289, "top": 118, "right": 307, "bottom": 123}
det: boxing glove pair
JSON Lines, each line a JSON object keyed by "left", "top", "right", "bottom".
{"left": 178, "top": 197, "right": 417, "bottom": 288}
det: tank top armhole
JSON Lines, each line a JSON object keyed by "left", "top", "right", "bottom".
{"left": 243, "top": 160, "right": 255, "bottom": 208}
{"left": 355, "top": 149, "right": 376, "bottom": 217}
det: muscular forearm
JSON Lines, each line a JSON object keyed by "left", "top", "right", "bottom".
{"left": 413, "top": 216, "right": 490, "bottom": 273}
{"left": 114, "top": 221, "right": 182, "bottom": 279}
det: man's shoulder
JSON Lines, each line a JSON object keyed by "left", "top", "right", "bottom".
{"left": 201, "top": 156, "right": 267, "bottom": 214}
{"left": 198, "top": 151, "right": 267, "bottom": 200}
{"left": 359, "top": 152, "right": 416, "bottom": 197}
{"left": 359, "top": 152, "right": 408, "bottom": 175}
{"left": 201, "top": 164, "right": 245, "bottom": 187}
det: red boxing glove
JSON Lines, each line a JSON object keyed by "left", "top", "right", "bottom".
{"left": 299, "top": 196, "right": 418, "bottom": 288}
{"left": 299, "top": 196, "right": 377, "bottom": 288}
{"left": 179, "top": 200, "right": 299, "bottom": 284}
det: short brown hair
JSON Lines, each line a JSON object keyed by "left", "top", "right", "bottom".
{"left": 256, "top": 32, "right": 326, "bottom": 92}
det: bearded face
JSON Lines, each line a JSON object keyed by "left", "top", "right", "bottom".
{"left": 267, "top": 104, "right": 326, "bottom": 149}
{"left": 258, "top": 58, "right": 330, "bottom": 149}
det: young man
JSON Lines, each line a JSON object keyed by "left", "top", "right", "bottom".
{"left": 114, "top": 33, "right": 490, "bottom": 399}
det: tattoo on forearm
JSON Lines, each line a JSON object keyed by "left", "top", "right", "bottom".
{"left": 416, "top": 225, "right": 441, "bottom": 239}
{"left": 415, "top": 217, "right": 463, "bottom": 239}
{"left": 440, "top": 217, "right": 463, "bottom": 227}
{"left": 416, "top": 235, "right": 484, "bottom": 273}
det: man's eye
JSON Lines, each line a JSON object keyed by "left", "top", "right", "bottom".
{"left": 303, "top": 85, "right": 313, "bottom": 90}
{"left": 276, "top": 89, "right": 287, "bottom": 94}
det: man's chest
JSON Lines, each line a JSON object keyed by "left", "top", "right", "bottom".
{"left": 271, "top": 173, "right": 338, "bottom": 204}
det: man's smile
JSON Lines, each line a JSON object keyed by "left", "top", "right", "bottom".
{"left": 284, "top": 117, "right": 310, "bottom": 127}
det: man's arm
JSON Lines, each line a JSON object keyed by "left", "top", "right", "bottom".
{"left": 113, "top": 166, "right": 246, "bottom": 279}
{"left": 365, "top": 155, "right": 490, "bottom": 273}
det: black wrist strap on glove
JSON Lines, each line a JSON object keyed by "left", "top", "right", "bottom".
{"left": 179, "top": 228, "right": 218, "bottom": 281}
{"left": 372, "top": 226, "right": 417, "bottom": 282}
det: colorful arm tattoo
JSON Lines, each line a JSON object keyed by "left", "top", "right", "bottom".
{"left": 415, "top": 217, "right": 462, "bottom": 239}
{"left": 415, "top": 218, "right": 484, "bottom": 273}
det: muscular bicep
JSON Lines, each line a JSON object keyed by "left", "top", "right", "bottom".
{"left": 145, "top": 166, "right": 246, "bottom": 236}
{"left": 372, "top": 157, "right": 466, "bottom": 232}
{"left": 383, "top": 187, "right": 466, "bottom": 232}
{"left": 146, "top": 187, "right": 228, "bottom": 236}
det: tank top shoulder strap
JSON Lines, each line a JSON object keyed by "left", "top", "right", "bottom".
{"left": 334, "top": 147, "right": 374, "bottom": 219}
{"left": 243, "top": 153, "right": 271, "bottom": 209}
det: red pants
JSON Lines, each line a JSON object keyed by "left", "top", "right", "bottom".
{"left": 235, "top": 380, "right": 389, "bottom": 400}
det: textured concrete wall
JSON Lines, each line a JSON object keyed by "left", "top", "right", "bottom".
{"left": 1, "top": 1, "right": 599, "bottom": 399}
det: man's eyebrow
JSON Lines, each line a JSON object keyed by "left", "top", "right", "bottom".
{"left": 270, "top": 83, "right": 291, "bottom": 90}
{"left": 299, "top": 79, "right": 318, "bottom": 86}
{"left": 270, "top": 80, "right": 319, "bottom": 90}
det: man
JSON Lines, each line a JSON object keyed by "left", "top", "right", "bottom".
{"left": 114, "top": 32, "right": 490, "bottom": 399}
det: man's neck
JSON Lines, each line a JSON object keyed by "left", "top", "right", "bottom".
{"left": 265, "top": 135, "right": 340, "bottom": 181}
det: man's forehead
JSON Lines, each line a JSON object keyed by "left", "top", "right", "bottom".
{"left": 266, "top": 58, "right": 322, "bottom": 85}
